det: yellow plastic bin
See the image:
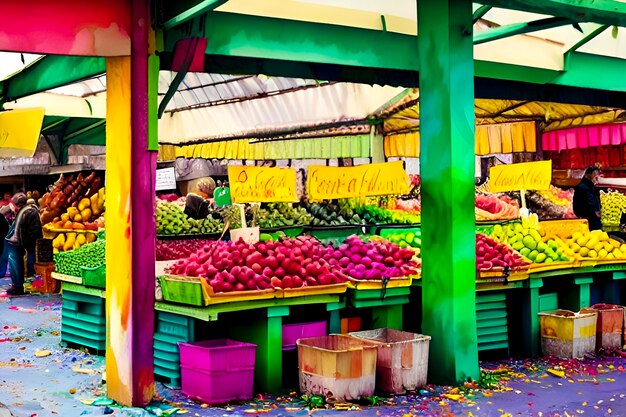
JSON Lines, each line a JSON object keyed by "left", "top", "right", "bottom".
{"left": 539, "top": 310, "right": 597, "bottom": 358}
{"left": 350, "top": 328, "right": 431, "bottom": 394}
{"left": 297, "top": 334, "right": 378, "bottom": 401}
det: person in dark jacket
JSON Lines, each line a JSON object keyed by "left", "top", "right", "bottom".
{"left": 5, "top": 193, "right": 42, "bottom": 295}
{"left": 573, "top": 166, "right": 602, "bottom": 231}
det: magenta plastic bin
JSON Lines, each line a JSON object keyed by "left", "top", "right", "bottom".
{"left": 178, "top": 339, "right": 256, "bottom": 404}
{"left": 282, "top": 321, "right": 327, "bottom": 349}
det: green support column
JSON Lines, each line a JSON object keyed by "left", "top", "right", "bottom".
{"left": 326, "top": 301, "right": 345, "bottom": 334}
{"left": 562, "top": 276, "right": 593, "bottom": 310}
{"left": 522, "top": 278, "right": 543, "bottom": 356}
{"left": 230, "top": 306, "right": 289, "bottom": 393}
{"left": 418, "top": 0, "right": 479, "bottom": 384}
{"left": 372, "top": 305, "right": 403, "bottom": 330}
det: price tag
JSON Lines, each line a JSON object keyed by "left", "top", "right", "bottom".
{"left": 155, "top": 167, "right": 177, "bottom": 191}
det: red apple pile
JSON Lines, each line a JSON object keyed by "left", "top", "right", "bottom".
{"left": 476, "top": 233, "right": 528, "bottom": 271}
{"left": 156, "top": 239, "right": 213, "bottom": 261}
{"left": 323, "top": 235, "right": 419, "bottom": 280}
{"left": 167, "top": 236, "right": 348, "bottom": 292}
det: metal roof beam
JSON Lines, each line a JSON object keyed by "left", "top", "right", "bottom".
{"left": 473, "top": 5, "right": 492, "bottom": 23}
{"left": 163, "top": 0, "right": 229, "bottom": 29}
{"left": 478, "top": 0, "right": 626, "bottom": 27}
{"left": 565, "top": 24, "right": 609, "bottom": 55}
{"left": 474, "top": 17, "right": 574, "bottom": 45}
{"left": 0, "top": 55, "right": 105, "bottom": 102}
{"left": 163, "top": 11, "right": 420, "bottom": 72}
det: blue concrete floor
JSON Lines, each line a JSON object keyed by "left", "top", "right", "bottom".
{"left": 1, "top": 281, "right": 626, "bottom": 416}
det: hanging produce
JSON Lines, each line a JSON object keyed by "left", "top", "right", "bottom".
{"left": 600, "top": 190, "right": 626, "bottom": 227}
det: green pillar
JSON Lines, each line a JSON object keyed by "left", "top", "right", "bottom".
{"left": 418, "top": 0, "right": 479, "bottom": 384}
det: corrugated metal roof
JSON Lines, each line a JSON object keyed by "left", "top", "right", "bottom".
{"left": 158, "top": 72, "right": 325, "bottom": 112}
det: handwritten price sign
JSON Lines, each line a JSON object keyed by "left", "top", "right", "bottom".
{"left": 228, "top": 166, "right": 297, "bottom": 203}
{"left": 489, "top": 161, "right": 552, "bottom": 193}
{"left": 307, "top": 161, "right": 410, "bottom": 201}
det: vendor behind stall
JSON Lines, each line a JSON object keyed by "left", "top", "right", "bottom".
{"left": 184, "top": 177, "right": 216, "bottom": 220}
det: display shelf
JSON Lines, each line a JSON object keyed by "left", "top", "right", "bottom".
{"left": 476, "top": 292, "right": 509, "bottom": 353}
{"left": 154, "top": 293, "right": 341, "bottom": 322}
{"left": 347, "top": 286, "right": 411, "bottom": 330}
{"left": 51, "top": 272, "right": 82, "bottom": 284}
{"left": 154, "top": 311, "right": 195, "bottom": 389}
{"left": 61, "top": 281, "right": 105, "bottom": 298}
{"left": 155, "top": 293, "right": 342, "bottom": 393}
{"left": 61, "top": 286, "right": 106, "bottom": 353}
{"left": 157, "top": 233, "right": 221, "bottom": 241}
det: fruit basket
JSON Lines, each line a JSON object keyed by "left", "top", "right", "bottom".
{"left": 159, "top": 275, "right": 277, "bottom": 306}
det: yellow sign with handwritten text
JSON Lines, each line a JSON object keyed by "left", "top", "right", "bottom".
{"left": 228, "top": 166, "right": 297, "bottom": 203}
{"left": 307, "top": 161, "right": 410, "bottom": 201}
{"left": 489, "top": 160, "right": 552, "bottom": 193}
{"left": 0, "top": 108, "right": 45, "bottom": 157}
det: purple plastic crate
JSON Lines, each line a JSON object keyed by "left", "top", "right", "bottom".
{"left": 282, "top": 321, "right": 327, "bottom": 349}
{"left": 178, "top": 339, "right": 256, "bottom": 404}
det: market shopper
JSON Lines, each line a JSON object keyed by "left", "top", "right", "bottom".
{"left": 5, "top": 193, "right": 42, "bottom": 295}
{"left": 184, "top": 177, "right": 216, "bottom": 220}
{"left": 573, "top": 166, "right": 602, "bottom": 231}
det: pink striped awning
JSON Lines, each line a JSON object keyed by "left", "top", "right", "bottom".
{"left": 542, "top": 123, "right": 626, "bottom": 152}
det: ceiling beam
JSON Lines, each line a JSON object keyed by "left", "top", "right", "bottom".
{"left": 0, "top": 55, "right": 105, "bottom": 103}
{"left": 473, "top": 17, "right": 574, "bottom": 44}
{"left": 163, "top": 0, "right": 229, "bottom": 29}
{"left": 565, "top": 24, "right": 609, "bottom": 55}
{"left": 479, "top": 0, "right": 626, "bottom": 27}
{"left": 473, "top": 5, "right": 492, "bottom": 23}
{"left": 163, "top": 11, "right": 420, "bottom": 72}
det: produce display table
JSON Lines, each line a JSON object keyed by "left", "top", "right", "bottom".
{"left": 60, "top": 282, "right": 106, "bottom": 353}
{"left": 347, "top": 286, "right": 411, "bottom": 330}
{"left": 155, "top": 293, "right": 343, "bottom": 393}
{"left": 522, "top": 263, "right": 626, "bottom": 356}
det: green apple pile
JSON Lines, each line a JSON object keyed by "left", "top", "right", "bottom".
{"left": 156, "top": 201, "right": 223, "bottom": 235}
{"left": 492, "top": 222, "right": 568, "bottom": 264}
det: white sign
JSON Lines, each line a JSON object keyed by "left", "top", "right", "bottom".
{"left": 155, "top": 167, "right": 177, "bottom": 191}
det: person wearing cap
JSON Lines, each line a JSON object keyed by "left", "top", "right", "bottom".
{"left": 5, "top": 193, "right": 42, "bottom": 295}
{"left": 573, "top": 166, "right": 602, "bottom": 231}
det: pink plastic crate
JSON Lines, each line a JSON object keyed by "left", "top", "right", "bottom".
{"left": 282, "top": 321, "right": 327, "bottom": 349}
{"left": 178, "top": 339, "right": 256, "bottom": 404}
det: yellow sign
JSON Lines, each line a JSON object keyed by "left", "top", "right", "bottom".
{"left": 307, "top": 161, "right": 410, "bottom": 201}
{"left": 228, "top": 166, "right": 297, "bottom": 203}
{"left": 0, "top": 108, "right": 45, "bottom": 157}
{"left": 489, "top": 161, "right": 552, "bottom": 193}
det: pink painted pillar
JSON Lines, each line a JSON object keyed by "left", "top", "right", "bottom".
{"left": 130, "top": 0, "right": 157, "bottom": 405}
{"left": 105, "top": 0, "right": 157, "bottom": 407}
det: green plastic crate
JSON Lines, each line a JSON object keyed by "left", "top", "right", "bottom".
{"left": 81, "top": 265, "right": 106, "bottom": 289}
{"left": 159, "top": 275, "right": 207, "bottom": 306}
